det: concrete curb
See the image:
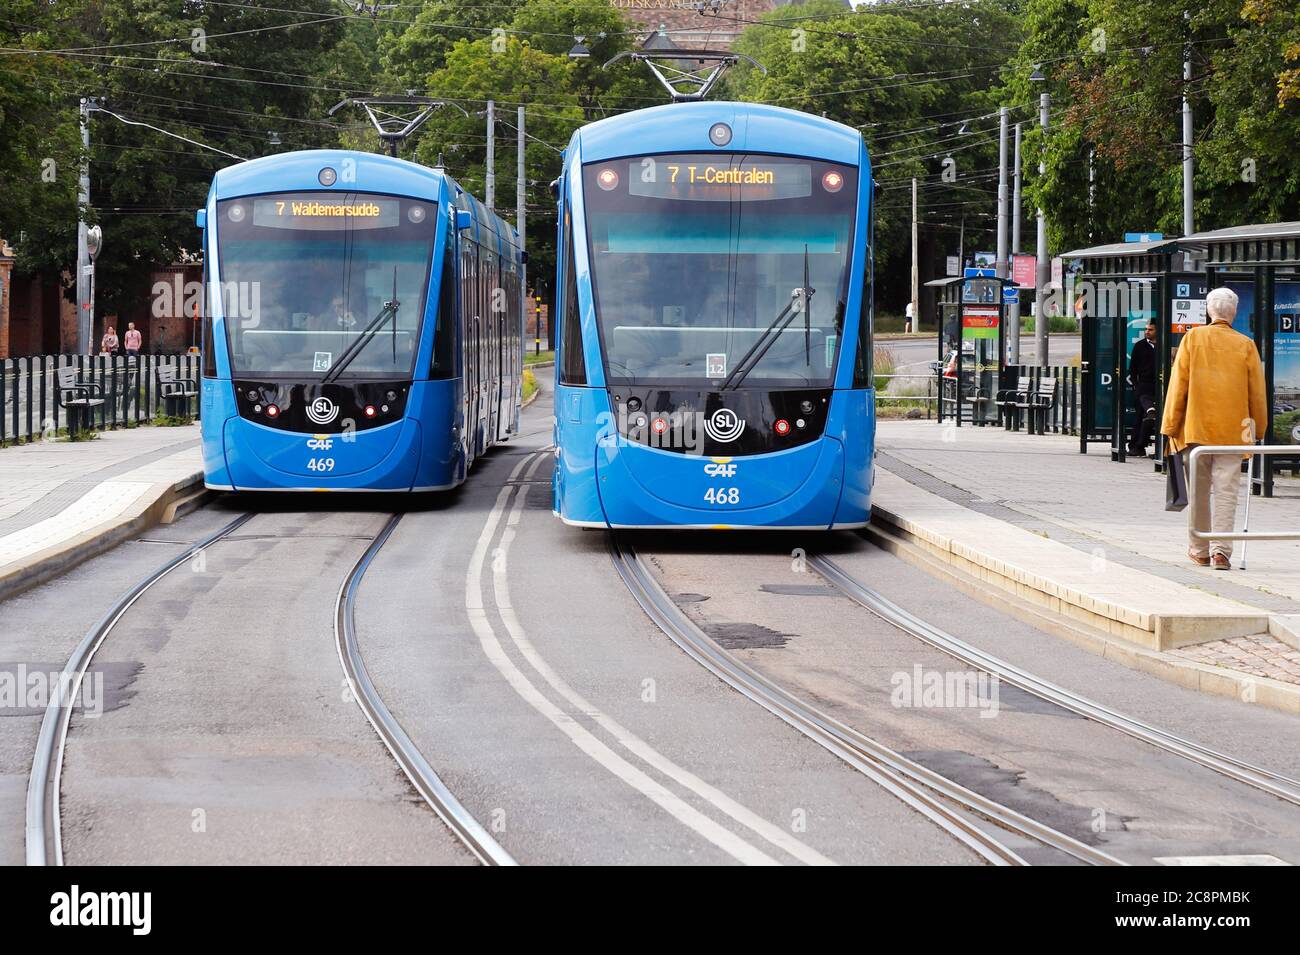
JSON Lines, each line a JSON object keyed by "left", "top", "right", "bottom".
{"left": 0, "top": 471, "right": 208, "bottom": 603}
{"left": 869, "top": 477, "right": 1270, "bottom": 652}
{"left": 866, "top": 515, "right": 1300, "bottom": 716}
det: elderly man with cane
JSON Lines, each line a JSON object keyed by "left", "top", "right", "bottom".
{"left": 1161, "top": 286, "right": 1268, "bottom": 570}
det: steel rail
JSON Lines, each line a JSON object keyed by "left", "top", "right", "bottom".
{"left": 810, "top": 551, "right": 1300, "bottom": 808}
{"left": 335, "top": 513, "right": 516, "bottom": 866}
{"left": 26, "top": 511, "right": 255, "bottom": 866}
{"left": 610, "top": 534, "right": 1124, "bottom": 867}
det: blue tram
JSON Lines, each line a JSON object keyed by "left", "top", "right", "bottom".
{"left": 551, "top": 102, "right": 875, "bottom": 529}
{"left": 197, "top": 150, "right": 524, "bottom": 492}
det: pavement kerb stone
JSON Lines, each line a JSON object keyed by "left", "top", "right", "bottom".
{"left": 0, "top": 469, "right": 206, "bottom": 603}
{"left": 863, "top": 517, "right": 1300, "bottom": 717}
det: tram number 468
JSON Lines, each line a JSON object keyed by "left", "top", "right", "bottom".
{"left": 704, "top": 487, "right": 740, "bottom": 505}
{"left": 307, "top": 457, "right": 336, "bottom": 472}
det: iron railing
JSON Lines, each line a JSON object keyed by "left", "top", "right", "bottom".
{"left": 1187, "top": 446, "right": 1300, "bottom": 543}
{"left": 0, "top": 353, "right": 202, "bottom": 446}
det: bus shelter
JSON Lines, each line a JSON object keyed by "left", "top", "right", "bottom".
{"left": 929, "top": 272, "right": 1014, "bottom": 427}
{"left": 1060, "top": 238, "right": 1191, "bottom": 466}
{"left": 1181, "top": 222, "right": 1300, "bottom": 496}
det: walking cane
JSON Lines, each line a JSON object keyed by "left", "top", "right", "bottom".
{"left": 1240, "top": 442, "right": 1258, "bottom": 571}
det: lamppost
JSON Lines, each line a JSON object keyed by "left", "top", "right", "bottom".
{"left": 1029, "top": 64, "right": 1050, "bottom": 368}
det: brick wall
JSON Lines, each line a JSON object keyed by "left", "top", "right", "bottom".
{"left": 612, "top": 0, "right": 819, "bottom": 50}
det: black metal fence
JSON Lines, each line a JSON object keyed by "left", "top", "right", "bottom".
{"left": 1002, "top": 364, "right": 1081, "bottom": 435}
{"left": 0, "top": 353, "right": 202, "bottom": 445}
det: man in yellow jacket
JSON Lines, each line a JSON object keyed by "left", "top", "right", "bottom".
{"left": 1161, "top": 286, "right": 1268, "bottom": 570}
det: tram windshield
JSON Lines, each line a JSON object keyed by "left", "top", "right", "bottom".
{"left": 215, "top": 192, "right": 436, "bottom": 379}
{"left": 582, "top": 154, "right": 857, "bottom": 388}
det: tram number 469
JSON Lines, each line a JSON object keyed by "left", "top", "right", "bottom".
{"left": 704, "top": 487, "right": 740, "bottom": 505}
{"left": 307, "top": 457, "right": 336, "bottom": 472}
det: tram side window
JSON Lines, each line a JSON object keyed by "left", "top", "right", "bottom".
{"left": 431, "top": 227, "right": 457, "bottom": 380}
{"left": 852, "top": 247, "right": 874, "bottom": 388}
{"left": 200, "top": 263, "right": 216, "bottom": 378}
{"left": 559, "top": 205, "right": 586, "bottom": 385}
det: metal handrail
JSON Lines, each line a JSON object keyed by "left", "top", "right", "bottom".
{"left": 1187, "top": 445, "right": 1300, "bottom": 541}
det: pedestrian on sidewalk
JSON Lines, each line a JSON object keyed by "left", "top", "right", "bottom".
{"left": 1160, "top": 286, "right": 1267, "bottom": 570}
{"left": 1128, "top": 319, "right": 1159, "bottom": 456}
{"left": 99, "top": 326, "right": 119, "bottom": 356}
{"left": 124, "top": 322, "right": 142, "bottom": 356}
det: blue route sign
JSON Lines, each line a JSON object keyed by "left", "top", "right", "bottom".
{"left": 1003, "top": 286, "right": 1019, "bottom": 304}
{"left": 1124, "top": 232, "right": 1164, "bottom": 243}
{"left": 963, "top": 266, "right": 996, "bottom": 278}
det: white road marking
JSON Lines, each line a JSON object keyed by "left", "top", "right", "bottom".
{"left": 466, "top": 451, "right": 781, "bottom": 865}
{"left": 1155, "top": 854, "right": 1291, "bottom": 866}
{"left": 495, "top": 454, "right": 836, "bottom": 866}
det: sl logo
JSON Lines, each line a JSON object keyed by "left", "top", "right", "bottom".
{"left": 306, "top": 396, "right": 338, "bottom": 425}
{"left": 705, "top": 407, "right": 745, "bottom": 443}
{"left": 704, "top": 462, "right": 737, "bottom": 478}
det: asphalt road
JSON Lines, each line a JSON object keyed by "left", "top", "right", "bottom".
{"left": 882, "top": 333, "right": 1082, "bottom": 374}
{"left": 3, "top": 371, "right": 1296, "bottom": 866}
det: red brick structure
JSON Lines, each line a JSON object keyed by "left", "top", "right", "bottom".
{"left": 614, "top": 0, "right": 830, "bottom": 50}
{"left": 0, "top": 239, "right": 201, "bottom": 357}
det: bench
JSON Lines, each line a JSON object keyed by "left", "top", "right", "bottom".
{"left": 157, "top": 364, "right": 199, "bottom": 418}
{"left": 995, "top": 375, "right": 1031, "bottom": 430}
{"left": 56, "top": 362, "right": 142, "bottom": 434}
{"left": 55, "top": 366, "right": 106, "bottom": 434}
{"left": 1014, "top": 376, "right": 1057, "bottom": 435}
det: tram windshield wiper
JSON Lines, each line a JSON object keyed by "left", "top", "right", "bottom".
{"left": 321, "top": 269, "right": 401, "bottom": 384}
{"left": 721, "top": 269, "right": 815, "bottom": 391}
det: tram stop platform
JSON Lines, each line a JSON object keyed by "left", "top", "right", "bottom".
{"left": 0, "top": 424, "right": 204, "bottom": 601}
{"left": 872, "top": 420, "right": 1300, "bottom": 715}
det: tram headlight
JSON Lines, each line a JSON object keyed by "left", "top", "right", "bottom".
{"left": 821, "top": 171, "right": 844, "bottom": 193}
{"left": 596, "top": 167, "right": 619, "bottom": 191}
{"left": 227, "top": 204, "right": 246, "bottom": 223}
{"left": 774, "top": 419, "right": 791, "bottom": 436}
{"left": 364, "top": 405, "right": 377, "bottom": 418}
{"left": 799, "top": 399, "right": 814, "bottom": 414}
{"left": 318, "top": 166, "right": 337, "bottom": 186}
{"left": 407, "top": 205, "right": 426, "bottom": 223}
{"left": 265, "top": 404, "right": 280, "bottom": 418}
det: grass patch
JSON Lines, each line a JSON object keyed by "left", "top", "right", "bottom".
{"left": 525, "top": 350, "right": 554, "bottom": 366}
{"left": 1019, "top": 315, "right": 1080, "bottom": 334}
{"left": 152, "top": 414, "right": 192, "bottom": 427}
{"left": 66, "top": 428, "right": 100, "bottom": 442}
{"left": 873, "top": 345, "right": 896, "bottom": 392}
{"left": 522, "top": 369, "right": 538, "bottom": 402}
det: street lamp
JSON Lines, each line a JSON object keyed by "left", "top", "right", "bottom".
{"left": 568, "top": 36, "right": 591, "bottom": 59}
{"left": 1030, "top": 64, "right": 1050, "bottom": 368}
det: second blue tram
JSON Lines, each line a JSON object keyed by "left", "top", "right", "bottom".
{"left": 198, "top": 150, "right": 524, "bottom": 492}
{"left": 552, "top": 102, "right": 875, "bottom": 529}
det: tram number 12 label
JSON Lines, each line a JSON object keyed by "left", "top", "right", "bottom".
{"left": 704, "top": 487, "right": 740, "bottom": 505}
{"left": 307, "top": 457, "right": 336, "bottom": 472}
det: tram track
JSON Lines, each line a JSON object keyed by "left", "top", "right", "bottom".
{"left": 27, "top": 506, "right": 510, "bottom": 867}
{"left": 25, "top": 512, "right": 255, "bottom": 866}
{"left": 335, "top": 513, "right": 515, "bottom": 866}
{"left": 807, "top": 551, "right": 1300, "bottom": 809}
{"left": 609, "top": 534, "right": 1125, "bottom": 867}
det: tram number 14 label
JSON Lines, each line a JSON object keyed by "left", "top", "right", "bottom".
{"left": 307, "top": 457, "right": 336, "bottom": 472}
{"left": 704, "top": 487, "right": 740, "bottom": 505}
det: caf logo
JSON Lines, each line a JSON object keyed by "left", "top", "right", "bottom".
{"left": 306, "top": 396, "right": 339, "bottom": 425}
{"left": 705, "top": 408, "right": 745, "bottom": 443}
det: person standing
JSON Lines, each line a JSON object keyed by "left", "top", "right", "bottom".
{"left": 124, "top": 322, "right": 142, "bottom": 356}
{"left": 1128, "top": 319, "right": 1159, "bottom": 456}
{"left": 1161, "top": 287, "right": 1267, "bottom": 570}
{"left": 99, "top": 326, "right": 119, "bottom": 355}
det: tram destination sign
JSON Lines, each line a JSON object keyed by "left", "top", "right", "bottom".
{"left": 623, "top": 158, "right": 815, "bottom": 201}
{"left": 252, "top": 196, "right": 402, "bottom": 230}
